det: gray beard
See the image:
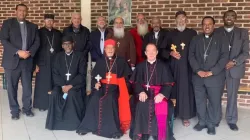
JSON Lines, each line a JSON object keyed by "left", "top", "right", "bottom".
{"left": 137, "top": 24, "right": 148, "bottom": 36}
{"left": 113, "top": 27, "right": 125, "bottom": 39}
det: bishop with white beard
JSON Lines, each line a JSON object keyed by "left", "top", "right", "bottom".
{"left": 107, "top": 17, "right": 136, "bottom": 67}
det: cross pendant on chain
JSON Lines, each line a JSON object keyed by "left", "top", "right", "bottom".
{"left": 146, "top": 84, "right": 150, "bottom": 91}
{"left": 66, "top": 72, "right": 71, "bottom": 81}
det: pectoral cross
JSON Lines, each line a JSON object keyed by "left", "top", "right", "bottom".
{"left": 204, "top": 53, "right": 208, "bottom": 61}
{"left": 146, "top": 83, "right": 150, "bottom": 91}
{"left": 117, "top": 42, "right": 120, "bottom": 48}
{"left": 106, "top": 72, "right": 112, "bottom": 83}
{"left": 171, "top": 44, "right": 177, "bottom": 52}
{"left": 229, "top": 45, "right": 231, "bottom": 51}
{"left": 180, "top": 42, "right": 185, "bottom": 50}
{"left": 95, "top": 74, "right": 102, "bottom": 82}
{"left": 66, "top": 72, "right": 71, "bottom": 81}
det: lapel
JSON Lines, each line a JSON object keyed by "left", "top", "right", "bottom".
{"left": 96, "top": 29, "right": 102, "bottom": 55}
{"left": 13, "top": 18, "right": 22, "bottom": 48}
{"left": 231, "top": 27, "right": 241, "bottom": 53}
{"left": 199, "top": 35, "right": 205, "bottom": 58}
{"left": 26, "top": 20, "right": 32, "bottom": 49}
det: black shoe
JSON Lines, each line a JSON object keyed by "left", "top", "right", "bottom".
{"left": 39, "top": 109, "right": 46, "bottom": 112}
{"left": 228, "top": 123, "right": 239, "bottom": 131}
{"left": 11, "top": 114, "right": 20, "bottom": 120}
{"left": 207, "top": 127, "right": 216, "bottom": 135}
{"left": 78, "top": 132, "right": 87, "bottom": 136}
{"left": 215, "top": 123, "right": 219, "bottom": 127}
{"left": 23, "top": 110, "right": 34, "bottom": 117}
{"left": 193, "top": 123, "right": 206, "bottom": 131}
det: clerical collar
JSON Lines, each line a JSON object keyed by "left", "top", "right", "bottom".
{"left": 18, "top": 20, "right": 25, "bottom": 24}
{"left": 45, "top": 27, "right": 53, "bottom": 32}
{"left": 147, "top": 59, "right": 156, "bottom": 64}
{"left": 224, "top": 26, "right": 234, "bottom": 32}
{"left": 204, "top": 32, "right": 214, "bottom": 38}
{"left": 106, "top": 54, "right": 116, "bottom": 60}
{"left": 65, "top": 51, "right": 73, "bottom": 56}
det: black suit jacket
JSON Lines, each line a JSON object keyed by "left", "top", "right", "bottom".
{"left": 142, "top": 28, "right": 169, "bottom": 60}
{"left": 0, "top": 18, "right": 40, "bottom": 71}
{"left": 189, "top": 33, "right": 229, "bottom": 87}
{"left": 63, "top": 24, "right": 90, "bottom": 58}
{"left": 215, "top": 27, "right": 249, "bottom": 78}
{"left": 89, "top": 28, "right": 109, "bottom": 62}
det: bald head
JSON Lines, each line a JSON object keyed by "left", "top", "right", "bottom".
{"left": 151, "top": 17, "right": 161, "bottom": 32}
{"left": 71, "top": 13, "right": 82, "bottom": 28}
{"left": 113, "top": 17, "right": 124, "bottom": 28}
{"left": 136, "top": 14, "right": 146, "bottom": 24}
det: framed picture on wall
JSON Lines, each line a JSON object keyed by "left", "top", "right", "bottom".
{"left": 108, "top": 0, "right": 132, "bottom": 26}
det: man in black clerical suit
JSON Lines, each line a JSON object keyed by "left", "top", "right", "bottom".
{"left": 215, "top": 10, "right": 249, "bottom": 131}
{"left": 142, "top": 17, "right": 168, "bottom": 61}
{"left": 189, "top": 16, "right": 229, "bottom": 135}
{"left": 46, "top": 36, "right": 86, "bottom": 130}
{"left": 33, "top": 14, "right": 62, "bottom": 112}
{"left": 0, "top": 4, "right": 40, "bottom": 120}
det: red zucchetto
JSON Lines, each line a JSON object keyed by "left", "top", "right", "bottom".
{"left": 104, "top": 39, "right": 116, "bottom": 47}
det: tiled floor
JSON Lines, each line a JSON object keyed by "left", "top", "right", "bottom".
{"left": 0, "top": 89, "right": 250, "bottom": 140}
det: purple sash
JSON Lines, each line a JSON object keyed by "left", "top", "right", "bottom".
{"left": 143, "top": 85, "right": 168, "bottom": 140}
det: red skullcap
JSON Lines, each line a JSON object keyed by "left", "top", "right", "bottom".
{"left": 104, "top": 39, "right": 116, "bottom": 47}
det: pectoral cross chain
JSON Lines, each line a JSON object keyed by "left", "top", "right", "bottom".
{"left": 106, "top": 72, "right": 112, "bottom": 83}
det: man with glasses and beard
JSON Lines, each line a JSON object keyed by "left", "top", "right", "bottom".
{"left": 130, "top": 14, "right": 151, "bottom": 64}
{"left": 165, "top": 11, "right": 197, "bottom": 127}
{"left": 45, "top": 36, "right": 86, "bottom": 130}
{"left": 107, "top": 17, "right": 136, "bottom": 69}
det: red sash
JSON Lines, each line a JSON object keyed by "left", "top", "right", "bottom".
{"left": 101, "top": 73, "right": 131, "bottom": 133}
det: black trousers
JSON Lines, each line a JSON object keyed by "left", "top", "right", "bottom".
{"left": 5, "top": 62, "right": 33, "bottom": 115}
{"left": 193, "top": 85, "right": 223, "bottom": 128}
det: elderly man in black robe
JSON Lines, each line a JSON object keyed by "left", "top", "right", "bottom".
{"left": 77, "top": 39, "right": 132, "bottom": 139}
{"left": 130, "top": 44, "right": 175, "bottom": 140}
{"left": 45, "top": 36, "right": 86, "bottom": 130}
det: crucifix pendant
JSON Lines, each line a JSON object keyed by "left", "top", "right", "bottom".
{"left": 66, "top": 72, "right": 71, "bottom": 81}
{"left": 117, "top": 42, "right": 120, "bottom": 48}
{"left": 106, "top": 72, "right": 112, "bottom": 84}
{"left": 50, "top": 48, "right": 54, "bottom": 53}
{"left": 146, "top": 84, "right": 150, "bottom": 91}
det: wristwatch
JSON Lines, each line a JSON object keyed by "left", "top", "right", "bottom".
{"left": 232, "top": 59, "right": 237, "bottom": 65}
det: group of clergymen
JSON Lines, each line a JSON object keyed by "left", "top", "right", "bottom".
{"left": 0, "top": 3, "right": 249, "bottom": 140}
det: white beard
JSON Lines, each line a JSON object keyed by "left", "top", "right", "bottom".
{"left": 177, "top": 25, "right": 186, "bottom": 32}
{"left": 113, "top": 27, "right": 125, "bottom": 39}
{"left": 137, "top": 23, "right": 148, "bottom": 36}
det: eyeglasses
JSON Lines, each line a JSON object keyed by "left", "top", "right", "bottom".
{"left": 62, "top": 43, "right": 73, "bottom": 47}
